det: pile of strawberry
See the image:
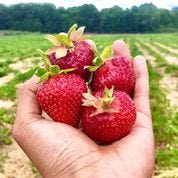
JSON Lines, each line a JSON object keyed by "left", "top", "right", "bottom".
{"left": 36, "top": 24, "right": 136, "bottom": 143}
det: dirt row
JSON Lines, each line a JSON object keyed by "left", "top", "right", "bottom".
{"left": 0, "top": 57, "right": 40, "bottom": 178}
{"left": 154, "top": 42, "right": 178, "bottom": 55}
{"left": 137, "top": 42, "right": 178, "bottom": 108}
{"left": 0, "top": 141, "right": 38, "bottom": 178}
{"left": 136, "top": 42, "right": 178, "bottom": 178}
{"left": 144, "top": 41, "right": 178, "bottom": 65}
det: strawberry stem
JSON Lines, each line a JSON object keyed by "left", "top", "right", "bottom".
{"left": 82, "top": 87, "right": 117, "bottom": 116}
{"left": 87, "top": 45, "right": 113, "bottom": 72}
{"left": 37, "top": 49, "right": 52, "bottom": 70}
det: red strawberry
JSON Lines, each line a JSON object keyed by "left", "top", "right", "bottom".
{"left": 49, "top": 40, "right": 94, "bottom": 80}
{"left": 37, "top": 74, "right": 87, "bottom": 127}
{"left": 92, "top": 56, "right": 135, "bottom": 97}
{"left": 81, "top": 88, "right": 136, "bottom": 143}
{"left": 35, "top": 49, "right": 87, "bottom": 127}
{"left": 45, "top": 24, "right": 95, "bottom": 81}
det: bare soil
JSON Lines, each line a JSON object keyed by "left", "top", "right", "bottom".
{"left": 0, "top": 74, "right": 14, "bottom": 87}
{"left": 140, "top": 42, "right": 178, "bottom": 177}
{"left": 0, "top": 100, "right": 14, "bottom": 110}
{"left": 0, "top": 140, "right": 41, "bottom": 178}
{"left": 136, "top": 43, "right": 157, "bottom": 67}
{"left": 154, "top": 42, "right": 178, "bottom": 55}
{"left": 0, "top": 57, "right": 41, "bottom": 177}
{"left": 145, "top": 42, "right": 178, "bottom": 65}
{"left": 153, "top": 168, "right": 178, "bottom": 178}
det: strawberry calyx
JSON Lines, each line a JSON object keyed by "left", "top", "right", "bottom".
{"left": 44, "top": 24, "right": 87, "bottom": 59}
{"left": 82, "top": 87, "right": 118, "bottom": 116}
{"left": 35, "top": 49, "right": 76, "bottom": 83}
{"left": 85, "top": 45, "right": 113, "bottom": 72}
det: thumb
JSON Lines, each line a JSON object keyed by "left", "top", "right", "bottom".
{"left": 112, "top": 40, "right": 132, "bottom": 60}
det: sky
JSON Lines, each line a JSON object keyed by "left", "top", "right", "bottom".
{"left": 1, "top": 0, "right": 178, "bottom": 10}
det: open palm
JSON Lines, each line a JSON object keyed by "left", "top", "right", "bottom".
{"left": 13, "top": 40, "right": 155, "bottom": 178}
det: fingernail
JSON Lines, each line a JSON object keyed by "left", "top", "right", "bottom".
{"left": 134, "top": 55, "right": 145, "bottom": 61}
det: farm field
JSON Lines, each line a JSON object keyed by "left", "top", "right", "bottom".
{"left": 0, "top": 33, "right": 178, "bottom": 178}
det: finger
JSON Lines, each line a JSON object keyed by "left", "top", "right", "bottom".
{"left": 112, "top": 40, "right": 132, "bottom": 59}
{"left": 16, "top": 75, "right": 42, "bottom": 122}
{"left": 133, "top": 55, "right": 151, "bottom": 118}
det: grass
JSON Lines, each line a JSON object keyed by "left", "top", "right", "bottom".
{"left": 0, "top": 109, "right": 14, "bottom": 145}
{"left": 0, "top": 30, "right": 34, "bottom": 36}
{"left": 0, "top": 33, "right": 178, "bottom": 171}
{"left": 0, "top": 127, "right": 12, "bottom": 145}
{"left": 137, "top": 33, "right": 178, "bottom": 49}
{"left": 127, "top": 36, "right": 178, "bottom": 169}
{"left": 138, "top": 40, "right": 168, "bottom": 67}
{"left": 138, "top": 40, "right": 178, "bottom": 77}
{"left": 0, "top": 69, "right": 35, "bottom": 100}
{"left": 0, "top": 34, "right": 51, "bottom": 59}
{"left": 0, "top": 109, "right": 14, "bottom": 124}
{"left": 151, "top": 41, "right": 178, "bottom": 58}
{"left": 165, "top": 64, "right": 178, "bottom": 76}
{"left": 0, "top": 152, "right": 7, "bottom": 173}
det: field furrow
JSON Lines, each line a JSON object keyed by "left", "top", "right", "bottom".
{"left": 154, "top": 42, "right": 178, "bottom": 55}
{"left": 144, "top": 41, "right": 178, "bottom": 65}
{"left": 137, "top": 41, "right": 178, "bottom": 108}
{"left": 0, "top": 74, "right": 14, "bottom": 87}
{"left": 136, "top": 43, "right": 157, "bottom": 67}
{"left": 137, "top": 41, "right": 178, "bottom": 177}
{"left": 0, "top": 54, "right": 40, "bottom": 177}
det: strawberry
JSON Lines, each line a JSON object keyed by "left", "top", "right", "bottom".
{"left": 45, "top": 24, "right": 95, "bottom": 81}
{"left": 87, "top": 44, "right": 135, "bottom": 97}
{"left": 35, "top": 49, "right": 87, "bottom": 127}
{"left": 92, "top": 56, "right": 135, "bottom": 96}
{"left": 81, "top": 88, "right": 136, "bottom": 143}
{"left": 37, "top": 74, "right": 86, "bottom": 127}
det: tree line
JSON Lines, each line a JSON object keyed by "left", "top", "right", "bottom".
{"left": 0, "top": 3, "right": 178, "bottom": 33}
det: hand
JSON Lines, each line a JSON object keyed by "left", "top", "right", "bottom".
{"left": 13, "top": 40, "right": 155, "bottom": 178}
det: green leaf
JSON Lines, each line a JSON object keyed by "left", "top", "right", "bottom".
{"left": 93, "top": 56, "right": 103, "bottom": 66}
{"left": 104, "top": 87, "right": 114, "bottom": 98}
{"left": 101, "top": 45, "right": 112, "bottom": 62}
{"left": 61, "top": 68, "right": 76, "bottom": 73}
{"left": 44, "top": 34, "right": 61, "bottom": 46}
{"left": 37, "top": 49, "right": 51, "bottom": 69}
{"left": 68, "top": 24, "right": 78, "bottom": 37}
{"left": 49, "top": 65, "right": 60, "bottom": 74}
{"left": 86, "top": 65, "right": 100, "bottom": 72}
{"left": 55, "top": 33, "right": 73, "bottom": 47}
{"left": 37, "top": 49, "right": 45, "bottom": 57}
{"left": 35, "top": 68, "right": 47, "bottom": 77}
{"left": 38, "top": 72, "right": 50, "bottom": 83}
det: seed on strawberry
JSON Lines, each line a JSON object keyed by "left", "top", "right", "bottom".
{"left": 45, "top": 24, "right": 95, "bottom": 81}
{"left": 37, "top": 74, "right": 87, "bottom": 127}
{"left": 92, "top": 55, "right": 135, "bottom": 97}
{"left": 86, "top": 43, "right": 135, "bottom": 97}
{"left": 81, "top": 88, "right": 136, "bottom": 143}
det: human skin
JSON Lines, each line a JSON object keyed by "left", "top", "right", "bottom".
{"left": 13, "top": 40, "right": 155, "bottom": 178}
